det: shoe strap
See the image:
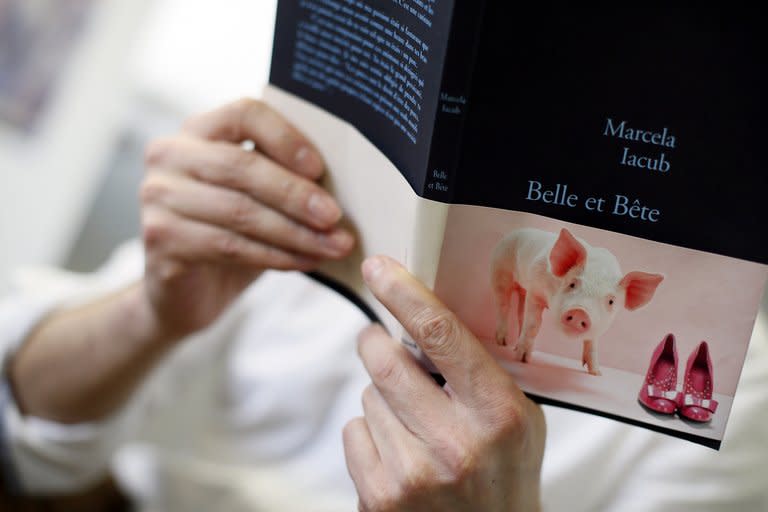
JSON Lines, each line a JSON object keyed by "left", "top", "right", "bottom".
{"left": 680, "top": 394, "right": 718, "bottom": 413}
{"left": 647, "top": 385, "right": 679, "bottom": 401}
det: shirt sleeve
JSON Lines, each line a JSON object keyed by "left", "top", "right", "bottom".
{"left": 0, "top": 240, "right": 146, "bottom": 495}
{"left": 0, "top": 380, "right": 21, "bottom": 494}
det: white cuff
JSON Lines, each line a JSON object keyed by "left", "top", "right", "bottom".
{"left": 0, "top": 239, "right": 145, "bottom": 494}
{"left": 1, "top": 391, "right": 126, "bottom": 494}
{"left": 0, "top": 294, "right": 128, "bottom": 494}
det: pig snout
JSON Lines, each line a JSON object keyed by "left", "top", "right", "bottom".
{"left": 561, "top": 308, "right": 591, "bottom": 335}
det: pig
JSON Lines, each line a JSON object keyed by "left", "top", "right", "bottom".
{"left": 490, "top": 227, "right": 663, "bottom": 375}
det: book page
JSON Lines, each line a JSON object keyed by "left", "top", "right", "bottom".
{"left": 263, "top": 85, "right": 448, "bottom": 338}
{"left": 270, "top": 0, "right": 457, "bottom": 195}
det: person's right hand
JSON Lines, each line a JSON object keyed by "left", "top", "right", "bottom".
{"left": 139, "top": 98, "right": 354, "bottom": 340}
{"left": 344, "top": 256, "right": 546, "bottom": 511}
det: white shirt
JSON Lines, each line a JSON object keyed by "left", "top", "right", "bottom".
{"left": 1, "top": 240, "right": 767, "bottom": 511}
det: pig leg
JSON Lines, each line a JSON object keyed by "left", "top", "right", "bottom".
{"left": 492, "top": 269, "right": 516, "bottom": 346}
{"left": 516, "top": 288, "right": 527, "bottom": 339}
{"left": 581, "top": 339, "right": 602, "bottom": 376}
{"left": 513, "top": 297, "right": 546, "bottom": 363}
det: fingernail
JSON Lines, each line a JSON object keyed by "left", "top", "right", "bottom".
{"left": 309, "top": 194, "right": 341, "bottom": 225}
{"left": 295, "top": 146, "right": 324, "bottom": 178}
{"left": 362, "top": 256, "right": 386, "bottom": 282}
{"left": 322, "top": 230, "right": 355, "bottom": 254}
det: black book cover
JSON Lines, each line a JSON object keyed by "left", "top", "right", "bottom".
{"left": 453, "top": 5, "right": 767, "bottom": 265}
{"left": 272, "top": 3, "right": 766, "bottom": 265}
{"left": 267, "top": 3, "right": 768, "bottom": 449}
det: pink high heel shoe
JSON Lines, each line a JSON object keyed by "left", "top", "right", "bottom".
{"left": 678, "top": 341, "right": 718, "bottom": 422}
{"left": 638, "top": 334, "right": 679, "bottom": 414}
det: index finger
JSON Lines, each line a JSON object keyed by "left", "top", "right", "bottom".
{"left": 362, "top": 255, "right": 522, "bottom": 406}
{"left": 182, "top": 98, "right": 325, "bottom": 180}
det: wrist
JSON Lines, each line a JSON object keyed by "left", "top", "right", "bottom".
{"left": 8, "top": 282, "right": 180, "bottom": 423}
{"left": 122, "top": 281, "right": 179, "bottom": 348}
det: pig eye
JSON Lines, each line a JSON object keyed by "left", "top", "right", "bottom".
{"left": 608, "top": 298, "right": 615, "bottom": 306}
{"left": 569, "top": 282, "right": 576, "bottom": 289}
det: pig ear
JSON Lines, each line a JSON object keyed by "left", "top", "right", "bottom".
{"left": 620, "top": 272, "right": 664, "bottom": 310}
{"left": 549, "top": 229, "right": 587, "bottom": 277}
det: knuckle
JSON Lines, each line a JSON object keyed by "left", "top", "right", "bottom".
{"left": 424, "top": 425, "right": 475, "bottom": 481}
{"left": 235, "top": 96, "right": 264, "bottom": 114}
{"left": 263, "top": 246, "right": 294, "bottom": 269}
{"left": 271, "top": 123, "right": 300, "bottom": 156}
{"left": 142, "top": 215, "right": 171, "bottom": 250}
{"left": 357, "top": 488, "right": 377, "bottom": 512}
{"left": 142, "top": 224, "right": 166, "bottom": 249}
{"left": 226, "top": 195, "right": 254, "bottom": 230}
{"left": 214, "top": 233, "right": 242, "bottom": 259}
{"left": 411, "top": 308, "right": 459, "bottom": 353}
{"left": 495, "top": 402, "right": 529, "bottom": 441}
{"left": 440, "top": 435, "right": 477, "bottom": 482}
{"left": 369, "top": 352, "right": 405, "bottom": 388}
{"left": 225, "top": 146, "right": 257, "bottom": 179}
{"left": 245, "top": 98, "right": 268, "bottom": 117}
{"left": 298, "top": 226, "right": 323, "bottom": 250}
{"left": 204, "top": 148, "right": 253, "bottom": 191}
{"left": 398, "top": 459, "right": 433, "bottom": 497}
{"left": 154, "top": 260, "right": 184, "bottom": 285}
{"left": 142, "top": 228, "right": 167, "bottom": 255}
{"left": 280, "top": 176, "right": 313, "bottom": 210}
{"left": 363, "top": 489, "right": 400, "bottom": 512}
{"left": 144, "top": 137, "right": 176, "bottom": 167}
{"left": 237, "top": 97, "right": 269, "bottom": 133}
{"left": 480, "top": 398, "right": 529, "bottom": 446}
{"left": 139, "top": 178, "right": 169, "bottom": 204}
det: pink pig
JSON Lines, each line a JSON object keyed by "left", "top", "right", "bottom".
{"left": 490, "top": 228, "right": 663, "bottom": 375}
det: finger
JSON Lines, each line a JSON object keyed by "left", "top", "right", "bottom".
{"left": 362, "top": 255, "right": 522, "bottom": 407}
{"left": 145, "top": 136, "right": 341, "bottom": 230}
{"left": 142, "top": 206, "right": 319, "bottom": 271}
{"left": 357, "top": 324, "right": 451, "bottom": 438}
{"left": 181, "top": 98, "right": 325, "bottom": 179}
{"left": 360, "top": 384, "right": 419, "bottom": 475}
{"left": 342, "top": 417, "right": 388, "bottom": 509}
{"left": 141, "top": 173, "right": 354, "bottom": 259}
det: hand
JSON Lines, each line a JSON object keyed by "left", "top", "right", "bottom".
{"left": 343, "top": 256, "right": 546, "bottom": 511}
{"left": 139, "top": 99, "right": 354, "bottom": 339}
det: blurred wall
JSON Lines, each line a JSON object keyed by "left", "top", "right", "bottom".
{"left": 66, "top": 0, "right": 278, "bottom": 273}
{"left": 0, "top": 0, "right": 278, "bottom": 283}
{"left": 0, "top": 0, "right": 151, "bottom": 287}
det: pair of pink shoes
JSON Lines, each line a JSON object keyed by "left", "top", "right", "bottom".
{"left": 638, "top": 334, "right": 718, "bottom": 422}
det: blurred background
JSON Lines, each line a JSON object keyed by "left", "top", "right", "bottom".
{"left": 1, "top": 0, "right": 766, "bottom": 320}
{"left": 0, "top": 0, "right": 278, "bottom": 287}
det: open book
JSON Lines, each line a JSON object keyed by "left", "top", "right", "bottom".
{"left": 264, "top": 2, "right": 767, "bottom": 449}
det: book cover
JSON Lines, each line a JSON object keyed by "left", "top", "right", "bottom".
{"left": 265, "top": 1, "right": 767, "bottom": 449}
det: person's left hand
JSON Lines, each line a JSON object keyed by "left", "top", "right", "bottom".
{"left": 139, "top": 99, "right": 354, "bottom": 340}
{"left": 343, "top": 256, "right": 546, "bottom": 512}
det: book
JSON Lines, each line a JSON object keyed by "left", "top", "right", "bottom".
{"left": 264, "top": 1, "right": 767, "bottom": 449}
